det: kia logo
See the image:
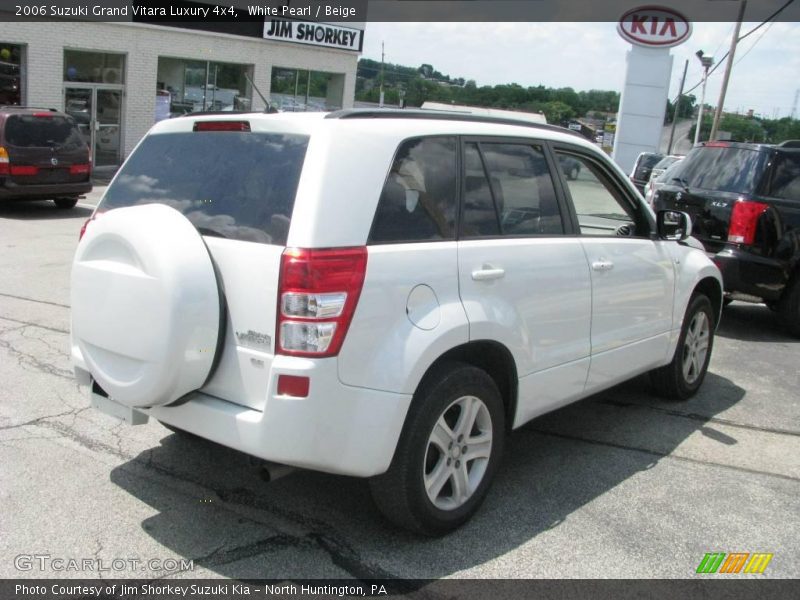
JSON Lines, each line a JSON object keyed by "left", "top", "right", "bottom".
{"left": 618, "top": 6, "right": 692, "bottom": 48}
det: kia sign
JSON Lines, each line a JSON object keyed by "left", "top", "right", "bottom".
{"left": 617, "top": 6, "right": 691, "bottom": 48}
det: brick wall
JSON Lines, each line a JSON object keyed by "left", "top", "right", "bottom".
{"left": 0, "top": 22, "right": 359, "bottom": 160}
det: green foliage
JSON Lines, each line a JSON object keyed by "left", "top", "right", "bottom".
{"left": 687, "top": 113, "right": 799, "bottom": 144}
{"left": 355, "top": 58, "right": 620, "bottom": 120}
{"left": 665, "top": 94, "right": 697, "bottom": 123}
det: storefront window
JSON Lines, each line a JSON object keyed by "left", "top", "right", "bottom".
{"left": 270, "top": 67, "right": 344, "bottom": 112}
{"left": 157, "top": 57, "right": 253, "bottom": 117}
{"left": 63, "top": 50, "right": 125, "bottom": 84}
{"left": 0, "top": 43, "right": 23, "bottom": 106}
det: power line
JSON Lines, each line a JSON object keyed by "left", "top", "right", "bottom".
{"left": 733, "top": 21, "right": 774, "bottom": 67}
{"left": 682, "top": 0, "right": 795, "bottom": 96}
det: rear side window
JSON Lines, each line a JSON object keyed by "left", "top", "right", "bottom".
{"left": 101, "top": 131, "right": 309, "bottom": 245}
{"left": 674, "top": 146, "right": 769, "bottom": 194}
{"left": 369, "top": 136, "right": 457, "bottom": 243}
{"left": 5, "top": 115, "right": 85, "bottom": 149}
{"left": 462, "top": 141, "right": 563, "bottom": 237}
{"left": 767, "top": 152, "right": 800, "bottom": 200}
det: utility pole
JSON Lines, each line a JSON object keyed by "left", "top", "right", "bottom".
{"left": 710, "top": 0, "right": 747, "bottom": 141}
{"left": 667, "top": 59, "right": 688, "bottom": 155}
{"left": 379, "top": 41, "right": 385, "bottom": 108}
{"left": 791, "top": 88, "right": 799, "bottom": 120}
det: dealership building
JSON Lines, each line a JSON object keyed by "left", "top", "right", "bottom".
{"left": 0, "top": 16, "right": 364, "bottom": 170}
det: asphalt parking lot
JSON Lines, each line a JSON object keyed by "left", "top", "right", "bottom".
{"left": 0, "top": 190, "right": 798, "bottom": 580}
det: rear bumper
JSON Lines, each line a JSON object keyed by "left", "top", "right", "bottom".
{"left": 73, "top": 346, "right": 412, "bottom": 478}
{"left": 710, "top": 247, "right": 786, "bottom": 301}
{"left": 0, "top": 179, "right": 92, "bottom": 201}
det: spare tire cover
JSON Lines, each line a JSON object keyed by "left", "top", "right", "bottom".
{"left": 71, "top": 204, "right": 221, "bottom": 408}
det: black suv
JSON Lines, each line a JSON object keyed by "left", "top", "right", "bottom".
{"left": 0, "top": 106, "right": 92, "bottom": 208}
{"left": 654, "top": 140, "right": 800, "bottom": 334}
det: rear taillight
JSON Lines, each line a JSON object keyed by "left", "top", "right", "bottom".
{"left": 10, "top": 165, "right": 38, "bottom": 176}
{"left": 79, "top": 211, "right": 104, "bottom": 241}
{"left": 728, "top": 200, "right": 768, "bottom": 245}
{"left": 0, "top": 147, "right": 8, "bottom": 175}
{"left": 79, "top": 217, "right": 93, "bottom": 240}
{"left": 277, "top": 247, "right": 368, "bottom": 357}
{"left": 69, "top": 163, "right": 91, "bottom": 175}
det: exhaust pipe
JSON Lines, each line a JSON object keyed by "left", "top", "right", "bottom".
{"left": 261, "top": 461, "right": 296, "bottom": 482}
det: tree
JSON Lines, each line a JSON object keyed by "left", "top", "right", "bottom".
{"left": 541, "top": 101, "right": 575, "bottom": 125}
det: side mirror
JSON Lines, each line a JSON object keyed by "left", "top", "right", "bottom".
{"left": 657, "top": 210, "right": 692, "bottom": 241}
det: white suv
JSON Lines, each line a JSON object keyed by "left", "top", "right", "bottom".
{"left": 71, "top": 110, "right": 722, "bottom": 535}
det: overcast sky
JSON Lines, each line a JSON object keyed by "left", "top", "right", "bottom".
{"left": 361, "top": 21, "right": 799, "bottom": 119}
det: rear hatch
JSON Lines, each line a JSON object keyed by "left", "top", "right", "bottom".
{"left": 655, "top": 144, "right": 770, "bottom": 253}
{"left": 88, "top": 121, "right": 310, "bottom": 411}
{"left": 2, "top": 112, "right": 91, "bottom": 185}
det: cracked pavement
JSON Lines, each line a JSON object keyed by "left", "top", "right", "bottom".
{"left": 1, "top": 195, "right": 799, "bottom": 580}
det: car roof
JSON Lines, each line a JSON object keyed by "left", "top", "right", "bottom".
{"left": 151, "top": 109, "right": 601, "bottom": 153}
{"left": 0, "top": 106, "right": 62, "bottom": 115}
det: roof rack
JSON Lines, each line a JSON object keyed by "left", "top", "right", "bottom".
{"left": 325, "top": 108, "right": 585, "bottom": 139}
{"left": 0, "top": 105, "right": 58, "bottom": 111}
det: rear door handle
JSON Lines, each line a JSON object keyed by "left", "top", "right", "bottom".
{"left": 591, "top": 260, "right": 614, "bottom": 271}
{"left": 471, "top": 266, "right": 505, "bottom": 281}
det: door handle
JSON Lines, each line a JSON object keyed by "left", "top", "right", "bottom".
{"left": 471, "top": 266, "right": 505, "bottom": 281}
{"left": 591, "top": 260, "right": 614, "bottom": 271}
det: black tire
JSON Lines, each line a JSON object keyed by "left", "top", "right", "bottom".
{"left": 54, "top": 197, "right": 78, "bottom": 209}
{"left": 650, "top": 294, "right": 715, "bottom": 401}
{"left": 369, "top": 361, "right": 505, "bottom": 536}
{"left": 778, "top": 276, "right": 800, "bottom": 337}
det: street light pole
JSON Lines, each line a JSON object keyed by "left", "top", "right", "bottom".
{"left": 710, "top": 0, "right": 747, "bottom": 141}
{"left": 694, "top": 52, "right": 714, "bottom": 146}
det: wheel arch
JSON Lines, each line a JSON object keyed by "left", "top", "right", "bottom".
{"left": 415, "top": 340, "right": 519, "bottom": 432}
{"left": 694, "top": 276, "right": 723, "bottom": 329}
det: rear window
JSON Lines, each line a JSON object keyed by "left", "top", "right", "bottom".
{"left": 101, "top": 131, "right": 309, "bottom": 245}
{"left": 673, "top": 146, "right": 769, "bottom": 194}
{"left": 5, "top": 114, "right": 85, "bottom": 149}
{"left": 633, "top": 154, "right": 663, "bottom": 179}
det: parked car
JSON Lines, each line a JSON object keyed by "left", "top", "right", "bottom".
{"left": 0, "top": 105, "right": 92, "bottom": 208}
{"left": 630, "top": 151, "right": 664, "bottom": 195}
{"left": 71, "top": 110, "right": 722, "bottom": 535}
{"left": 645, "top": 156, "right": 684, "bottom": 206}
{"left": 654, "top": 140, "right": 800, "bottom": 333}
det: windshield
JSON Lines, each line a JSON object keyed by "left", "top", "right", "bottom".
{"left": 672, "top": 146, "right": 769, "bottom": 194}
{"left": 101, "top": 131, "right": 309, "bottom": 245}
{"left": 5, "top": 114, "right": 85, "bottom": 148}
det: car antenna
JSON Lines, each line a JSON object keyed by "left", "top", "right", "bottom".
{"left": 244, "top": 72, "right": 278, "bottom": 114}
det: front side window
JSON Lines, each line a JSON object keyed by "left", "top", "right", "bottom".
{"left": 369, "top": 137, "right": 457, "bottom": 243}
{"left": 461, "top": 141, "right": 563, "bottom": 238}
{"left": 556, "top": 151, "right": 644, "bottom": 238}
